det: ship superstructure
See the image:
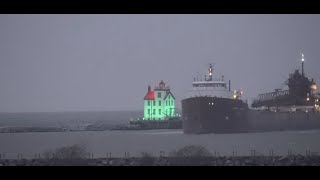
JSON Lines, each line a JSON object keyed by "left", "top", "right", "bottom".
{"left": 252, "top": 54, "right": 319, "bottom": 112}
{"left": 184, "top": 64, "right": 242, "bottom": 100}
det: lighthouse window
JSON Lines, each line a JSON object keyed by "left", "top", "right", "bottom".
{"left": 158, "top": 92, "right": 161, "bottom": 98}
{"left": 148, "top": 101, "right": 150, "bottom": 106}
{"left": 153, "top": 109, "right": 156, "bottom": 115}
{"left": 171, "top": 100, "right": 173, "bottom": 106}
{"left": 159, "top": 101, "right": 161, "bottom": 106}
{"left": 148, "top": 109, "right": 150, "bottom": 114}
{"left": 159, "top": 109, "right": 161, "bottom": 115}
{"left": 153, "top": 100, "right": 155, "bottom": 106}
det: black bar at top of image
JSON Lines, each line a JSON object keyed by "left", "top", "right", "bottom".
{"left": 1, "top": 0, "right": 320, "bottom": 14}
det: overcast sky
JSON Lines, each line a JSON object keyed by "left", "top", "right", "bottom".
{"left": 0, "top": 14, "right": 319, "bottom": 112}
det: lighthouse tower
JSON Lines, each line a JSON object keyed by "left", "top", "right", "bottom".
{"left": 143, "top": 80, "right": 175, "bottom": 120}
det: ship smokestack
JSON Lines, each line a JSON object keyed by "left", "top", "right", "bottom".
{"left": 229, "top": 80, "right": 231, "bottom": 91}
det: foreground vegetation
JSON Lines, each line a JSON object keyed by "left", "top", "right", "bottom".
{"left": 1, "top": 145, "right": 319, "bottom": 166}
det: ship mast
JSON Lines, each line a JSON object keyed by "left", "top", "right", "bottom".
{"left": 208, "top": 64, "right": 213, "bottom": 81}
{"left": 301, "top": 53, "right": 305, "bottom": 77}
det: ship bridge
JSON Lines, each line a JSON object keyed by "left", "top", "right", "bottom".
{"left": 184, "top": 64, "right": 243, "bottom": 100}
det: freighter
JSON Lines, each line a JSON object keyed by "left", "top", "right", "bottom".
{"left": 182, "top": 54, "right": 320, "bottom": 134}
{"left": 182, "top": 64, "right": 249, "bottom": 134}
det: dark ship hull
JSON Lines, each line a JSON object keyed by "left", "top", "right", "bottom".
{"left": 247, "top": 110, "right": 320, "bottom": 132}
{"left": 182, "top": 97, "right": 249, "bottom": 134}
{"left": 182, "top": 97, "right": 320, "bottom": 134}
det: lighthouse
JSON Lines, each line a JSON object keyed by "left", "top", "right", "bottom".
{"left": 143, "top": 80, "right": 175, "bottom": 120}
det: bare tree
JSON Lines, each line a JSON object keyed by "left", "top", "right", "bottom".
{"left": 170, "top": 145, "right": 212, "bottom": 158}
{"left": 42, "top": 149, "right": 54, "bottom": 159}
{"left": 169, "top": 145, "right": 212, "bottom": 166}
{"left": 140, "top": 152, "right": 155, "bottom": 166}
{"left": 42, "top": 144, "right": 88, "bottom": 160}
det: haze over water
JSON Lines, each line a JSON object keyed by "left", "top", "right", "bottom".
{"left": 1, "top": 15, "right": 320, "bottom": 112}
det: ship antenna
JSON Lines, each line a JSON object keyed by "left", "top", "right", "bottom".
{"left": 301, "top": 53, "right": 305, "bottom": 77}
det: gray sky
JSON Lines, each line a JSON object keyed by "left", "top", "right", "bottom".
{"left": 0, "top": 14, "right": 320, "bottom": 112}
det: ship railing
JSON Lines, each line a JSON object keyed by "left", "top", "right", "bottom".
{"left": 254, "top": 90, "right": 289, "bottom": 103}
{"left": 185, "top": 89, "right": 232, "bottom": 95}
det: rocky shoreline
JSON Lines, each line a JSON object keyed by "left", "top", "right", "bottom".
{"left": 0, "top": 124, "right": 120, "bottom": 133}
{"left": 1, "top": 155, "right": 320, "bottom": 166}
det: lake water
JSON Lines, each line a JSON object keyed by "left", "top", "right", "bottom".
{"left": 0, "top": 111, "right": 143, "bottom": 128}
{"left": 0, "top": 111, "right": 320, "bottom": 159}
{"left": 1, "top": 129, "right": 320, "bottom": 159}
